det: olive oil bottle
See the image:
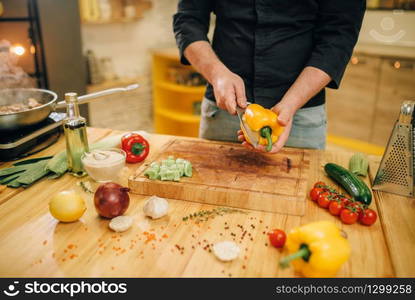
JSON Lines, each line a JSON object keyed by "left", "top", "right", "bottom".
{"left": 63, "top": 92, "right": 89, "bottom": 177}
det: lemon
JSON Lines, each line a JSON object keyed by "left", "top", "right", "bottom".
{"left": 49, "top": 190, "right": 86, "bottom": 222}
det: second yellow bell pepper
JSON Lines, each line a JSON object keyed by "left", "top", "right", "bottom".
{"left": 242, "top": 104, "right": 283, "bottom": 151}
{"left": 279, "top": 221, "right": 350, "bottom": 277}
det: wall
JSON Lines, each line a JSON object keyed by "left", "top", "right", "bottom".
{"left": 81, "top": 0, "right": 178, "bottom": 132}
{"left": 82, "top": 0, "right": 178, "bottom": 77}
{"left": 358, "top": 10, "right": 415, "bottom": 46}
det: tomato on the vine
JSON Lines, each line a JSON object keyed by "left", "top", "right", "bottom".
{"left": 309, "top": 187, "right": 324, "bottom": 202}
{"left": 348, "top": 201, "right": 363, "bottom": 214}
{"left": 317, "top": 192, "right": 331, "bottom": 208}
{"left": 340, "top": 208, "right": 358, "bottom": 225}
{"left": 328, "top": 201, "right": 344, "bottom": 216}
{"left": 338, "top": 196, "right": 351, "bottom": 207}
{"left": 359, "top": 209, "right": 377, "bottom": 226}
{"left": 314, "top": 181, "right": 327, "bottom": 188}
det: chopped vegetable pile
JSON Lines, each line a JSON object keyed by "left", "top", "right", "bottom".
{"left": 144, "top": 156, "right": 192, "bottom": 182}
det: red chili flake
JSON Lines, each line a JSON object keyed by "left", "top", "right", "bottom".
{"left": 111, "top": 235, "right": 117, "bottom": 239}
{"left": 67, "top": 244, "right": 75, "bottom": 249}
{"left": 69, "top": 254, "right": 77, "bottom": 259}
{"left": 145, "top": 233, "right": 156, "bottom": 244}
{"left": 62, "top": 258, "right": 66, "bottom": 262}
{"left": 242, "top": 265, "right": 246, "bottom": 269}
{"left": 43, "top": 240, "right": 47, "bottom": 246}
{"left": 162, "top": 234, "right": 169, "bottom": 239}
{"left": 259, "top": 220, "right": 263, "bottom": 223}
{"left": 64, "top": 249, "right": 68, "bottom": 253}
{"left": 224, "top": 227, "right": 229, "bottom": 230}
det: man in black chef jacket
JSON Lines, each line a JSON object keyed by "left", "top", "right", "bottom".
{"left": 173, "top": 0, "right": 365, "bottom": 152}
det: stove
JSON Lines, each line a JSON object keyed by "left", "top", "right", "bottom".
{"left": 0, "top": 112, "right": 66, "bottom": 161}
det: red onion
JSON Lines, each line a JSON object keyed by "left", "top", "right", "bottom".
{"left": 94, "top": 182, "right": 130, "bottom": 218}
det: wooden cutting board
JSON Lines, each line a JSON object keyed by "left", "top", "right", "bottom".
{"left": 129, "top": 138, "right": 311, "bottom": 216}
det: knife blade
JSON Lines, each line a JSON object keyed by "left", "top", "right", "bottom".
{"left": 236, "top": 104, "right": 259, "bottom": 148}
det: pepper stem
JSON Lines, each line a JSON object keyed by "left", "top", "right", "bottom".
{"left": 131, "top": 143, "right": 145, "bottom": 155}
{"left": 260, "top": 127, "right": 273, "bottom": 152}
{"left": 279, "top": 245, "right": 311, "bottom": 269}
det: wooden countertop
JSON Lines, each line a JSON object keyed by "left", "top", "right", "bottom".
{"left": 0, "top": 128, "right": 414, "bottom": 277}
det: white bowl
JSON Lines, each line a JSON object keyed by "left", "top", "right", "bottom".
{"left": 81, "top": 148, "right": 126, "bottom": 182}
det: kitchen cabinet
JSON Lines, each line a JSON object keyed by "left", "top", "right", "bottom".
{"left": 371, "top": 58, "right": 415, "bottom": 145}
{"left": 326, "top": 50, "right": 415, "bottom": 147}
{"left": 152, "top": 49, "right": 205, "bottom": 137}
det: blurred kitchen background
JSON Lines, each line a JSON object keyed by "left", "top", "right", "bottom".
{"left": 0, "top": 0, "right": 414, "bottom": 155}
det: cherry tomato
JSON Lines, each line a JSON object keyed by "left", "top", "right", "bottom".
{"left": 314, "top": 181, "right": 327, "bottom": 188}
{"left": 328, "top": 201, "right": 344, "bottom": 216}
{"left": 348, "top": 201, "right": 363, "bottom": 214}
{"left": 309, "top": 187, "right": 324, "bottom": 202}
{"left": 340, "top": 208, "right": 358, "bottom": 225}
{"left": 359, "top": 209, "right": 377, "bottom": 226}
{"left": 268, "top": 229, "right": 287, "bottom": 248}
{"left": 339, "top": 196, "right": 351, "bottom": 207}
{"left": 317, "top": 192, "right": 331, "bottom": 208}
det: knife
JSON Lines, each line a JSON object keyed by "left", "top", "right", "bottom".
{"left": 236, "top": 103, "right": 259, "bottom": 148}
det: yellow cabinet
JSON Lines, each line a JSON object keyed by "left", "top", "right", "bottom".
{"left": 152, "top": 48, "right": 205, "bottom": 137}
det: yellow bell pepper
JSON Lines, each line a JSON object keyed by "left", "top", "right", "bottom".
{"left": 241, "top": 104, "right": 283, "bottom": 151}
{"left": 279, "top": 221, "right": 350, "bottom": 277}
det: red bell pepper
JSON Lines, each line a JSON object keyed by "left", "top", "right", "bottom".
{"left": 121, "top": 133, "right": 150, "bottom": 163}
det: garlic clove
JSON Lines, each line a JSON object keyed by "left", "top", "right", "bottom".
{"left": 109, "top": 216, "right": 133, "bottom": 232}
{"left": 213, "top": 241, "right": 240, "bottom": 262}
{"left": 143, "top": 195, "right": 169, "bottom": 219}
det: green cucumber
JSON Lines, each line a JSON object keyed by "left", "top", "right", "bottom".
{"left": 324, "top": 163, "right": 372, "bottom": 205}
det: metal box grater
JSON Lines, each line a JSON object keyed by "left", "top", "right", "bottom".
{"left": 373, "top": 101, "right": 414, "bottom": 197}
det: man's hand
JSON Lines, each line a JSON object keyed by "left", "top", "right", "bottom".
{"left": 211, "top": 68, "right": 247, "bottom": 115}
{"left": 237, "top": 102, "right": 295, "bottom": 153}
{"left": 183, "top": 41, "right": 247, "bottom": 115}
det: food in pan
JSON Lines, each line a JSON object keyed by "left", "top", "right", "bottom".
{"left": 0, "top": 97, "right": 42, "bottom": 114}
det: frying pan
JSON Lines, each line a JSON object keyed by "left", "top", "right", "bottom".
{"left": 0, "top": 84, "right": 139, "bottom": 131}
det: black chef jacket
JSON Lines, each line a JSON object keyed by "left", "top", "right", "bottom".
{"left": 173, "top": 0, "right": 365, "bottom": 109}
